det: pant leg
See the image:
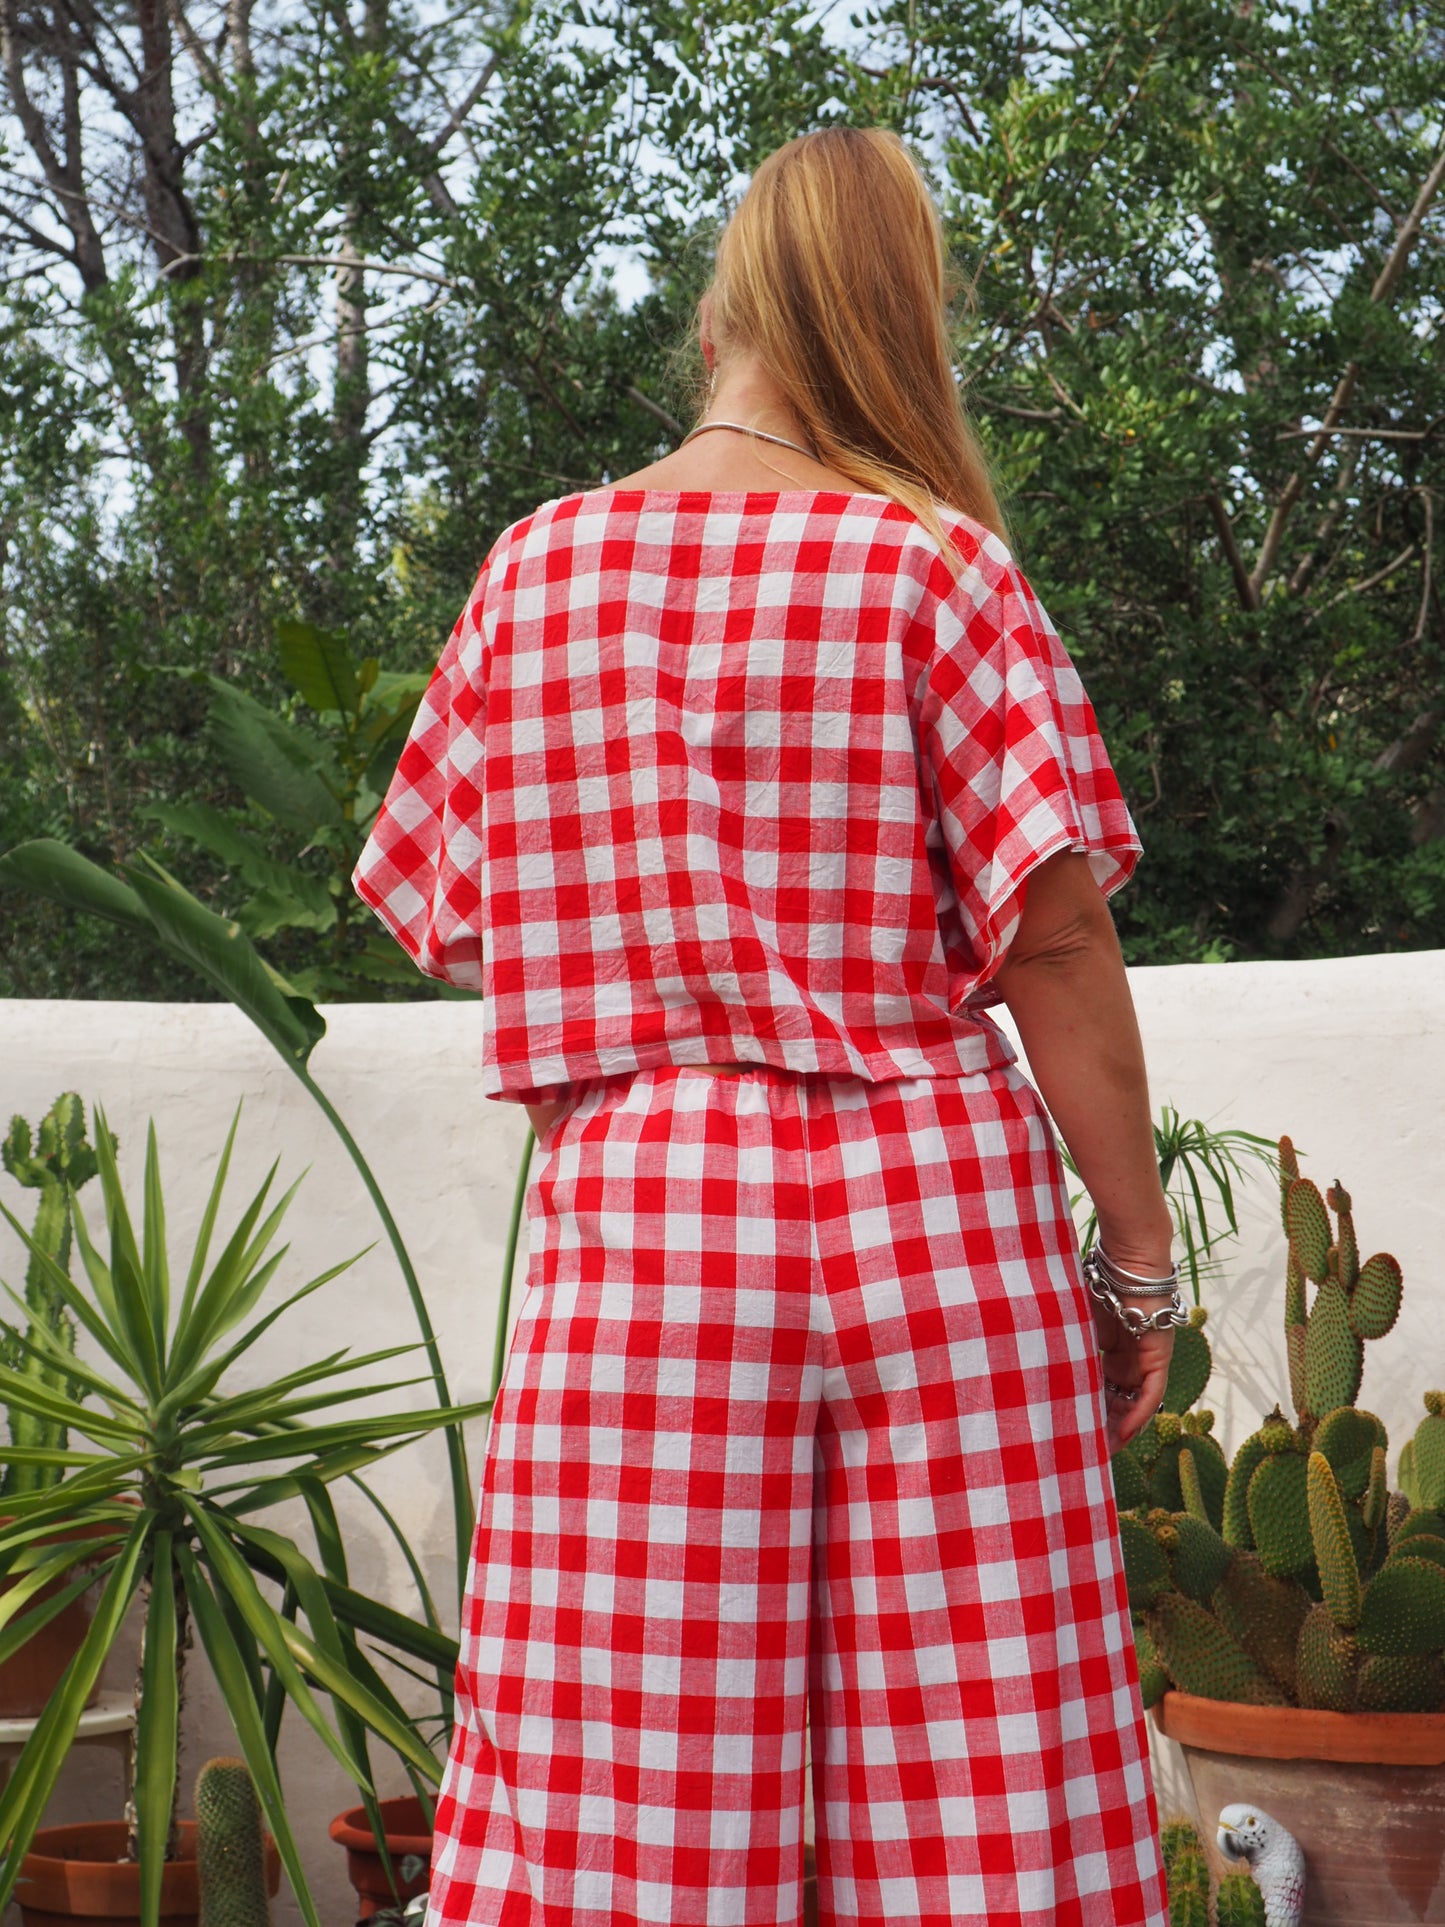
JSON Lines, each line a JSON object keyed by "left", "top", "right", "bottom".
{"left": 426, "top": 1069, "right": 821, "bottom": 1927}
{"left": 804, "top": 1070, "right": 1167, "bottom": 1927}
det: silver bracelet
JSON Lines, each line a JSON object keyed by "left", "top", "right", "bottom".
{"left": 1081, "top": 1249, "right": 1189, "bottom": 1336}
{"left": 1091, "top": 1244, "right": 1181, "bottom": 1294}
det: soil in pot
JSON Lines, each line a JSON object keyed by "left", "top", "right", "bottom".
{"left": 16, "top": 1820, "right": 281, "bottom": 1927}
{"left": 330, "top": 1796, "right": 434, "bottom": 1919}
{"left": 1156, "top": 1692, "right": 1445, "bottom": 1926}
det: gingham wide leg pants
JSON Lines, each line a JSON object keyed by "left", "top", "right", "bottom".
{"left": 427, "top": 1066, "right": 1167, "bottom": 1927}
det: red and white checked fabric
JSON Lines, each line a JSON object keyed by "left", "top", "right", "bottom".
{"left": 428, "top": 1066, "right": 1166, "bottom": 1927}
{"left": 353, "top": 489, "right": 1140, "bottom": 1101}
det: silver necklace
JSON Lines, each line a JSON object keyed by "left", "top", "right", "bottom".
{"left": 679, "top": 419, "right": 817, "bottom": 462}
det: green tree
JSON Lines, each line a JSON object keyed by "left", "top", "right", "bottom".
{"left": 2, "top": 0, "right": 1441, "bottom": 991}
{"left": 842, "top": 0, "right": 1445, "bottom": 958}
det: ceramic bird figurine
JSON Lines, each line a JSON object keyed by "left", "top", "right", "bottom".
{"left": 1217, "top": 1804, "right": 1306, "bottom": 1927}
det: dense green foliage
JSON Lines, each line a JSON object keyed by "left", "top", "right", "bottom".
{"left": 1, "top": 0, "right": 1442, "bottom": 996}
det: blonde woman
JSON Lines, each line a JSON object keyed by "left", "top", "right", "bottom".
{"left": 358, "top": 127, "right": 1173, "bottom": 1927}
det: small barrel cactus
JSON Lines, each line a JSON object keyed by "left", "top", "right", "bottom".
{"left": 196, "top": 1758, "right": 271, "bottom": 1927}
{"left": 1161, "top": 1816, "right": 1268, "bottom": 1927}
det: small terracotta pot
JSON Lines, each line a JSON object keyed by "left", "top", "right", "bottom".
{"left": 0, "top": 1515, "right": 121, "bottom": 1719}
{"left": 16, "top": 1820, "right": 281, "bottom": 1927}
{"left": 329, "top": 1796, "right": 434, "bottom": 1918}
{"left": 1155, "top": 1691, "right": 1445, "bottom": 1925}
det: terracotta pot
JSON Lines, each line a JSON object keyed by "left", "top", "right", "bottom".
{"left": 329, "top": 1796, "right": 434, "bottom": 1918}
{"left": 16, "top": 1820, "right": 281, "bottom": 1927}
{"left": 1155, "top": 1691, "right": 1445, "bottom": 1925}
{"left": 0, "top": 1515, "right": 119, "bottom": 1720}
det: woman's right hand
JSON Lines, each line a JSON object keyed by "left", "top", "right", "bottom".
{"left": 1094, "top": 1300, "right": 1175, "bottom": 1452}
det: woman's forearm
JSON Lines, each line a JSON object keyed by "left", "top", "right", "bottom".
{"left": 993, "top": 858, "right": 1172, "bottom": 1272}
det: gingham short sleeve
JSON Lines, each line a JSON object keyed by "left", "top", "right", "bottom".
{"left": 352, "top": 562, "right": 492, "bottom": 992}
{"left": 919, "top": 532, "right": 1141, "bottom": 989}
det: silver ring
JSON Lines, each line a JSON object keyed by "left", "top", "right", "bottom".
{"left": 1103, "top": 1379, "right": 1141, "bottom": 1403}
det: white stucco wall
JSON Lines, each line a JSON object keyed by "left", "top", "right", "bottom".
{"left": 2, "top": 949, "right": 1442, "bottom": 1917}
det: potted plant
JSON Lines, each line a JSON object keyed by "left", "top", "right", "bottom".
{"left": 0, "top": 1095, "right": 104, "bottom": 1717}
{"left": 0, "top": 1105, "right": 486, "bottom": 1927}
{"left": 329, "top": 1793, "right": 435, "bottom": 1918}
{"left": 1115, "top": 1137, "right": 1445, "bottom": 1926}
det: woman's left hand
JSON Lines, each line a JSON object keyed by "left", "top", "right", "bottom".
{"left": 1094, "top": 1299, "right": 1175, "bottom": 1454}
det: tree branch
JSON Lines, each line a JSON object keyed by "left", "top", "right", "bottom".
{"left": 159, "top": 249, "right": 457, "bottom": 288}
{"left": 1, "top": 0, "right": 108, "bottom": 289}
{"left": 1411, "top": 487, "right": 1434, "bottom": 647}
{"left": 1275, "top": 424, "right": 1436, "bottom": 442}
{"left": 1206, "top": 492, "right": 1260, "bottom": 612}
{"left": 1375, "top": 705, "right": 1441, "bottom": 776}
{"left": 625, "top": 385, "right": 683, "bottom": 438}
{"left": 166, "top": 0, "right": 220, "bottom": 90}
{"left": 419, "top": 47, "right": 503, "bottom": 161}
{"left": 1288, "top": 442, "right": 1362, "bottom": 598}
{"left": 974, "top": 395, "right": 1065, "bottom": 424}
{"left": 1249, "top": 141, "right": 1445, "bottom": 600}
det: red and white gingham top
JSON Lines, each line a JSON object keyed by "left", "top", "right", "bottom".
{"left": 354, "top": 488, "right": 1140, "bottom": 1101}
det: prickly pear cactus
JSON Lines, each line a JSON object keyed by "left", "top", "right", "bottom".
{"left": 1356, "top": 1556, "right": 1445, "bottom": 1658}
{"left": 196, "top": 1758, "right": 271, "bottom": 1927}
{"left": 1279, "top": 1160, "right": 1400, "bottom": 1426}
{"left": 1113, "top": 1141, "right": 1445, "bottom": 1712}
{"left": 1111, "top": 1310, "right": 1227, "bottom": 1526}
{"left": 1306, "top": 1454, "right": 1361, "bottom": 1629}
{"left": 1296, "top": 1601, "right": 1359, "bottom": 1711}
{"left": 1400, "top": 1393, "right": 1445, "bottom": 1511}
{"left": 1150, "top": 1592, "right": 1288, "bottom": 1705}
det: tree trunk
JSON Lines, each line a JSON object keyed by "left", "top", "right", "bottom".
{"left": 133, "top": 0, "right": 210, "bottom": 477}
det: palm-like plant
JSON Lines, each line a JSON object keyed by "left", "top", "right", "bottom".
{"left": 0, "top": 1107, "right": 486, "bottom": 1927}
{"left": 1067, "top": 1106, "right": 1278, "bottom": 1303}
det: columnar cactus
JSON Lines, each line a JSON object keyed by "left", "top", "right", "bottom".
{"left": 0, "top": 1094, "right": 97, "bottom": 1497}
{"left": 1113, "top": 1140, "right": 1445, "bottom": 1713}
{"left": 196, "top": 1758, "right": 271, "bottom": 1927}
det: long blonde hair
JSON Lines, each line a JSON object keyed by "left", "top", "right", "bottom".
{"left": 706, "top": 127, "right": 1005, "bottom": 556}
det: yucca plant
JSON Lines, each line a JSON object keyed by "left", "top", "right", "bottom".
{"left": 0, "top": 1106, "right": 486, "bottom": 1927}
{"left": 0, "top": 838, "right": 477, "bottom": 1591}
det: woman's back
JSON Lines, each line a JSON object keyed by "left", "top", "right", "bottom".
{"left": 356, "top": 484, "right": 1138, "bottom": 1100}
{"left": 363, "top": 125, "right": 1175, "bottom": 1927}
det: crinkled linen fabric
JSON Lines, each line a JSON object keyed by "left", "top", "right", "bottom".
{"left": 428, "top": 1066, "right": 1165, "bottom": 1927}
{"left": 354, "top": 489, "right": 1165, "bottom": 1927}
{"left": 353, "top": 489, "right": 1141, "bottom": 1102}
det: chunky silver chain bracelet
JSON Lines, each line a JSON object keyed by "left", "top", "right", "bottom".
{"left": 1081, "top": 1246, "right": 1190, "bottom": 1337}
